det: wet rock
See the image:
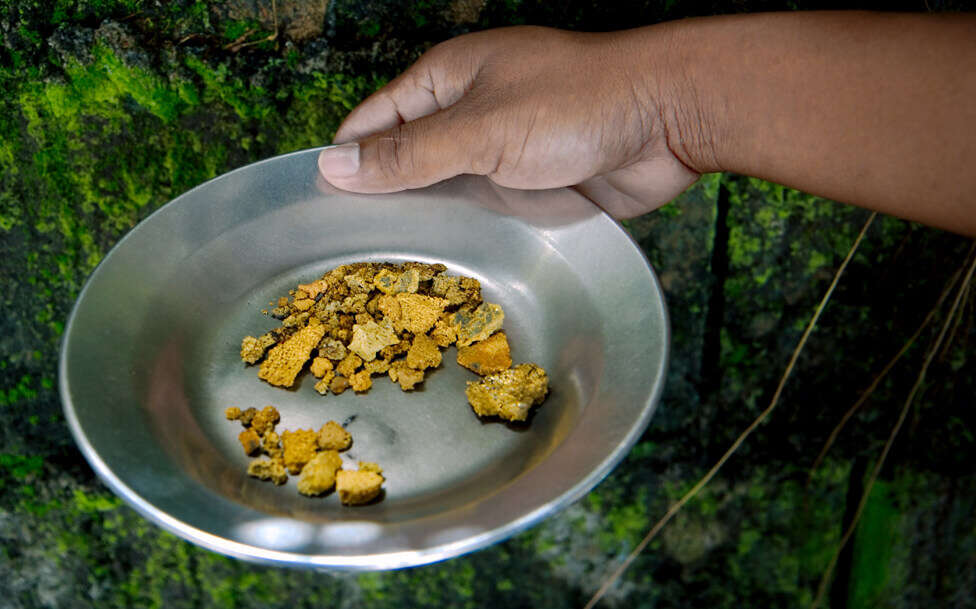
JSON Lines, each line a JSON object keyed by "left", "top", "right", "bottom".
{"left": 212, "top": 0, "right": 329, "bottom": 41}
{"left": 444, "top": 0, "right": 486, "bottom": 24}
{"left": 95, "top": 20, "right": 151, "bottom": 70}
{"left": 48, "top": 24, "right": 94, "bottom": 65}
{"left": 298, "top": 37, "right": 421, "bottom": 77}
{"left": 294, "top": 38, "right": 330, "bottom": 74}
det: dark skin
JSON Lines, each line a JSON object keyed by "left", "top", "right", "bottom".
{"left": 317, "top": 12, "right": 976, "bottom": 236}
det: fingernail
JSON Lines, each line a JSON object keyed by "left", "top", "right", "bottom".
{"left": 318, "top": 143, "right": 360, "bottom": 179}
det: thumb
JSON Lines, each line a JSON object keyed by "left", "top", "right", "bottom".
{"left": 317, "top": 109, "right": 495, "bottom": 193}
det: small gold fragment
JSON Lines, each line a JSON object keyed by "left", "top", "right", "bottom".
{"left": 317, "top": 421, "right": 351, "bottom": 451}
{"left": 247, "top": 457, "right": 288, "bottom": 485}
{"left": 336, "top": 463, "right": 385, "bottom": 505}
{"left": 238, "top": 428, "right": 261, "bottom": 455}
{"left": 297, "top": 451, "right": 343, "bottom": 496}
{"left": 456, "top": 331, "right": 512, "bottom": 375}
{"left": 406, "top": 333, "right": 442, "bottom": 371}
{"left": 281, "top": 429, "right": 318, "bottom": 474}
{"left": 250, "top": 405, "right": 280, "bottom": 435}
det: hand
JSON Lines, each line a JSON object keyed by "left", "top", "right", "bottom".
{"left": 318, "top": 15, "right": 976, "bottom": 235}
{"left": 316, "top": 26, "right": 700, "bottom": 219}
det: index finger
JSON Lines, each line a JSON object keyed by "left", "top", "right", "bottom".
{"left": 333, "top": 39, "right": 481, "bottom": 144}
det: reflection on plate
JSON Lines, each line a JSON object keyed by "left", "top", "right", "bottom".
{"left": 59, "top": 147, "right": 668, "bottom": 569}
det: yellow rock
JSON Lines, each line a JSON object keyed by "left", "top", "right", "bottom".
{"left": 456, "top": 331, "right": 512, "bottom": 375}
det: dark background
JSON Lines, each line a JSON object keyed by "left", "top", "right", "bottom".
{"left": 1, "top": 1, "right": 973, "bottom": 607}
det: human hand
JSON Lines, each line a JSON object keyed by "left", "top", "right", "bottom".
{"left": 316, "top": 26, "right": 700, "bottom": 218}
{"left": 318, "top": 14, "right": 976, "bottom": 234}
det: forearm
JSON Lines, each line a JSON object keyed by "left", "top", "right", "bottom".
{"left": 652, "top": 12, "right": 976, "bottom": 235}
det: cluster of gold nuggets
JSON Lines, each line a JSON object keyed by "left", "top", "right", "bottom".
{"left": 235, "top": 261, "right": 550, "bottom": 504}
{"left": 226, "top": 405, "right": 383, "bottom": 504}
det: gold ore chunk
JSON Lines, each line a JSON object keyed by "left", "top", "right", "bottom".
{"left": 452, "top": 303, "right": 505, "bottom": 347}
{"left": 281, "top": 428, "right": 318, "bottom": 475}
{"left": 247, "top": 457, "right": 288, "bottom": 485}
{"left": 336, "top": 462, "right": 385, "bottom": 505}
{"left": 258, "top": 320, "right": 326, "bottom": 387}
{"left": 317, "top": 421, "right": 352, "bottom": 451}
{"left": 297, "top": 450, "right": 343, "bottom": 496}
{"left": 465, "top": 363, "right": 549, "bottom": 422}
{"left": 240, "top": 333, "right": 276, "bottom": 365}
{"left": 456, "top": 331, "right": 512, "bottom": 375}
{"left": 347, "top": 320, "right": 399, "bottom": 362}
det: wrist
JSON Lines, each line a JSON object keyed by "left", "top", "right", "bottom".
{"left": 640, "top": 18, "right": 732, "bottom": 175}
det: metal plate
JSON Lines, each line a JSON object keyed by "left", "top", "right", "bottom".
{"left": 59, "top": 147, "right": 669, "bottom": 570}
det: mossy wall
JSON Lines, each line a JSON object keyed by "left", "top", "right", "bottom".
{"left": 1, "top": 1, "right": 974, "bottom": 608}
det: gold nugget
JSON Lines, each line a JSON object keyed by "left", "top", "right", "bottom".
{"left": 465, "top": 363, "right": 549, "bottom": 422}
{"left": 336, "top": 462, "right": 385, "bottom": 505}
{"left": 258, "top": 320, "right": 325, "bottom": 387}
{"left": 456, "top": 331, "right": 512, "bottom": 375}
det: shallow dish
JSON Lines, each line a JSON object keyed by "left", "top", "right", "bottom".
{"left": 59, "top": 147, "right": 669, "bottom": 569}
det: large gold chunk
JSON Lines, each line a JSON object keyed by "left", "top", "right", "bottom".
{"left": 465, "top": 363, "right": 549, "bottom": 422}
{"left": 258, "top": 320, "right": 326, "bottom": 387}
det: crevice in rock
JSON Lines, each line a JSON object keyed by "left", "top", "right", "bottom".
{"left": 830, "top": 454, "right": 868, "bottom": 609}
{"left": 699, "top": 173, "right": 731, "bottom": 399}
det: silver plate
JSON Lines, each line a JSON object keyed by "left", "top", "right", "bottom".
{"left": 59, "top": 147, "right": 669, "bottom": 570}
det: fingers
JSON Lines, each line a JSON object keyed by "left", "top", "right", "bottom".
{"left": 323, "top": 37, "right": 485, "bottom": 190}
{"left": 332, "top": 40, "right": 479, "bottom": 144}
{"left": 332, "top": 73, "right": 439, "bottom": 145}
{"left": 319, "top": 105, "right": 498, "bottom": 193}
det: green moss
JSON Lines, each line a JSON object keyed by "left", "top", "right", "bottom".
{"left": 184, "top": 55, "right": 273, "bottom": 120}
{"left": 50, "top": 0, "right": 147, "bottom": 23}
{"left": 358, "top": 558, "right": 479, "bottom": 608}
{"left": 848, "top": 480, "right": 898, "bottom": 608}
{"left": 222, "top": 19, "right": 265, "bottom": 42}
{"left": 94, "top": 48, "right": 183, "bottom": 121}
{"left": 359, "top": 19, "right": 382, "bottom": 37}
{"left": 0, "top": 452, "right": 43, "bottom": 479}
{"left": 0, "top": 375, "right": 39, "bottom": 406}
{"left": 3, "top": 36, "right": 378, "bottom": 371}
{"left": 699, "top": 171, "right": 722, "bottom": 201}
{"left": 602, "top": 487, "right": 651, "bottom": 545}
{"left": 73, "top": 488, "right": 123, "bottom": 512}
{"left": 275, "top": 72, "right": 380, "bottom": 153}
